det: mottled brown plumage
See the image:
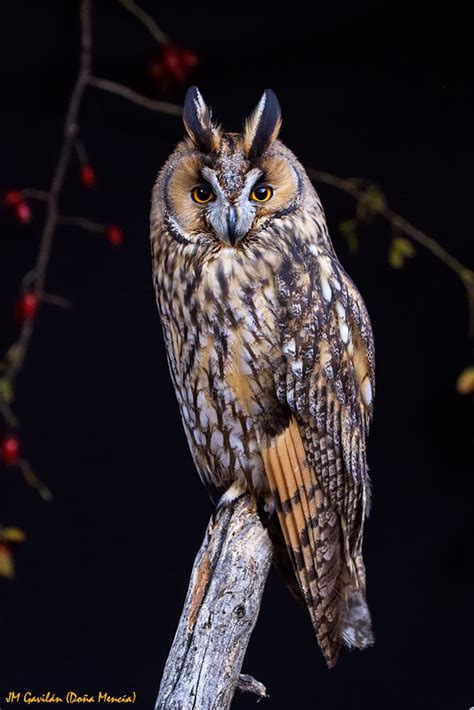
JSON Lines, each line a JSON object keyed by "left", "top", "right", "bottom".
{"left": 150, "top": 87, "right": 375, "bottom": 667}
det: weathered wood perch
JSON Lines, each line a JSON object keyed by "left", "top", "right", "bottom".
{"left": 156, "top": 493, "right": 273, "bottom": 710}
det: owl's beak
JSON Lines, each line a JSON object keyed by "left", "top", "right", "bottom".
{"left": 227, "top": 206, "right": 238, "bottom": 245}
{"left": 211, "top": 204, "right": 249, "bottom": 246}
{"left": 225, "top": 205, "right": 249, "bottom": 246}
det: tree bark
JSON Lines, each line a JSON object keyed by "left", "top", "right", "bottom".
{"left": 156, "top": 493, "right": 273, "bottom": 710}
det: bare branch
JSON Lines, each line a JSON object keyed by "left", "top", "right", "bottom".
{"left": 89, "top": 76, "right": 182, "bottom": 116}
{"left": 74, "top": 139, "right": 89, "bottom": 166}
{"left": 307, "top": 168, "right": 473, "bottom": 287}
{"left": 156, "top": 493, "right": 272, "bottom": 710}
{"left": 40, "top": 293, "right": 73, "bottom": 310}
{"left": 116, "top": 0, "right": 168, "bottom": 45}
{"left": 307, "top": 167, "right": 474, "bottom": 333}
{"left": 6, "top": 0, "right": 93, "bottom": 383}
{"left": 0, "top": 397, "right": 18, "bottom": 428}
{"left": 17, "top": 458, "right": 53, "bottom": 503}
{"left": 35, "top": 0, "right": 92, "bottom": 295}
{"left": 22, "top": 269, "right": 37, "bottom": 289}
{"left": 58, "top": 215, "right": 105, "bottom": 233}
{"left": 20, "top": 189, "right": 49, "bottom": 201}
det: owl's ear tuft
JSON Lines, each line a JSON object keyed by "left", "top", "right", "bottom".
{"left": 243, "top": 89, "right": 282, "bottom": 158}
{"left": 183, "top": 86, "right": 221, "bottom": 153}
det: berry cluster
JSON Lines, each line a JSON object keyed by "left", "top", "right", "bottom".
{"left": 3, "top": 191, "right": 32, "bottom": 224}
{"left": 149, "top": 43, "right": 198, "bottom": 89}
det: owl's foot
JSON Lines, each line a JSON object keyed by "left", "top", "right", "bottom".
{"left": 213, "top": 480, "right": 248, "bottom": 521}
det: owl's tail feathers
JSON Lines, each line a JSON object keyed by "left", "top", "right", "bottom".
{"left": 260, "top": 417, "right": 373, "bottom": 668}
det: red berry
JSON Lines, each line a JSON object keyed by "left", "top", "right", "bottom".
{"left": 3, "top": 191, "right": 31, "bottom": 222}
{"left": 1, "top": 435, "right": 20, "bottom": 466}
{"left": 163, "top": 45, "right": 180, "bottom": 68}
{"left": 180, "top": 49, "right": 198, "bottom": 68}
{"left": 163, "top": 45, "right": 186, "bottom": 82}
{"left": 3, "top": 190, "right": 22, "bottom": 207}
{"left": 106, "top": 225, "right": 123, "bottom": 247}
{"left": 106, "top": 226, "right": 123, "bottom": 246}
{"left": 17, "top": 292, "right": 38, "bottom": 321}
{"left": 15, "top": 201, "right": 32, "bottom": 224}
{"left": 80, "top": 164, "right": 96, "bottom": 188}
{"left": 149, "top": 44, "right": 198, "bottom": 86}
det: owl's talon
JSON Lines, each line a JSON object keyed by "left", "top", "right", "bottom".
{"left": 214, "top": 481, "right": 247, "bottom": 518}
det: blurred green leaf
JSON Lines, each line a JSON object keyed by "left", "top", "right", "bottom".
{"left": 356, "top": 184, "right": 386, "bottom": 220}
{"left": 0, "top": 377, "right": 14, "bottom": 405}
{"left": 339, "top": 219, "right": 359, "bottom": 253}
{"left": 389, "top": 236, "right": 416, "bottom": 269}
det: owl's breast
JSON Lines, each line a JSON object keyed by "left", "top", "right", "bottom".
{"left": 155, "top": 244, "right": 285, "bottom": 494}
{"left": 195, "top": 250, "right": 282, "bottom": 404}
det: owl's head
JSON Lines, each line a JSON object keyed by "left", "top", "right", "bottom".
{"left": 155, "top": 87, "right": 312, "bottom": 248}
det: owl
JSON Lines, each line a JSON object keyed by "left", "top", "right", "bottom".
{"left": 150, "top": 87, "right": 375, "bottom": 668}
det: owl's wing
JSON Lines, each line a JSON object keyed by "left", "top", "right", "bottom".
{"left": 260, "top": 246, "right": 375, "bottom": 668}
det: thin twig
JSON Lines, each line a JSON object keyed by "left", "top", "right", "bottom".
{"left": 0, "top": 398, "right": 17, "bottom": 428}
{"left": 22, "top": 269, "right": 37, "bottom": 289}
{"left": 21, "top": 189, "right": 49, "bottom": 201}
{"left": 6, "top": 0, "right": 93, "bottom": 383}
{"left": 89, "top": 76, "right": 182, "bottom": 116}
{"left": 116, "top": 0, "right": 168, "bottom": 45}
{"left": 17, "top": 458, "right": 53, "bottom": 503}
{"left": 74, "top": 139, "right": 89, "bottom": 166}
{"left": 40, "top": 293, "right": 73, "bottom": 310}
{"left": 58, "top": 215, "right": 105, "bottom": 233}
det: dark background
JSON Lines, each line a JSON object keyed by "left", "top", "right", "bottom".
{"left": 1, "top": 2, "right": 473, "bottom": 708}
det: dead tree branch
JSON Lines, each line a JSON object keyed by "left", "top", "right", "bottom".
{"left": 156, "top": 493, "right": 272, "bottom": 710}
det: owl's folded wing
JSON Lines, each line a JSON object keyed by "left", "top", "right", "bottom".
{"left": 260, "top": 246, "right": 375, "bottom": 667}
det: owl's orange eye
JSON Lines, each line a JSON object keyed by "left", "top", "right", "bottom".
{"left": 192, "top": 185, "right": 215, "bottom": 204}
{"left": 250, "top": 185, "right": 273, "bottom": 203}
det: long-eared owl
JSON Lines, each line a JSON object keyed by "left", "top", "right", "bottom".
{"left": 150, "top": 87, "right": 375, "bottom": 667}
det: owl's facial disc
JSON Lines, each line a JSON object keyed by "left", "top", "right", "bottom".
{"left": 165, "top": 147, "right": 300, "bottom": 248}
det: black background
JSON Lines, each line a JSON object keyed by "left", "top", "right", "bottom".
{"left": 1, "top": 2, "right": 473, "bottom": 708}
